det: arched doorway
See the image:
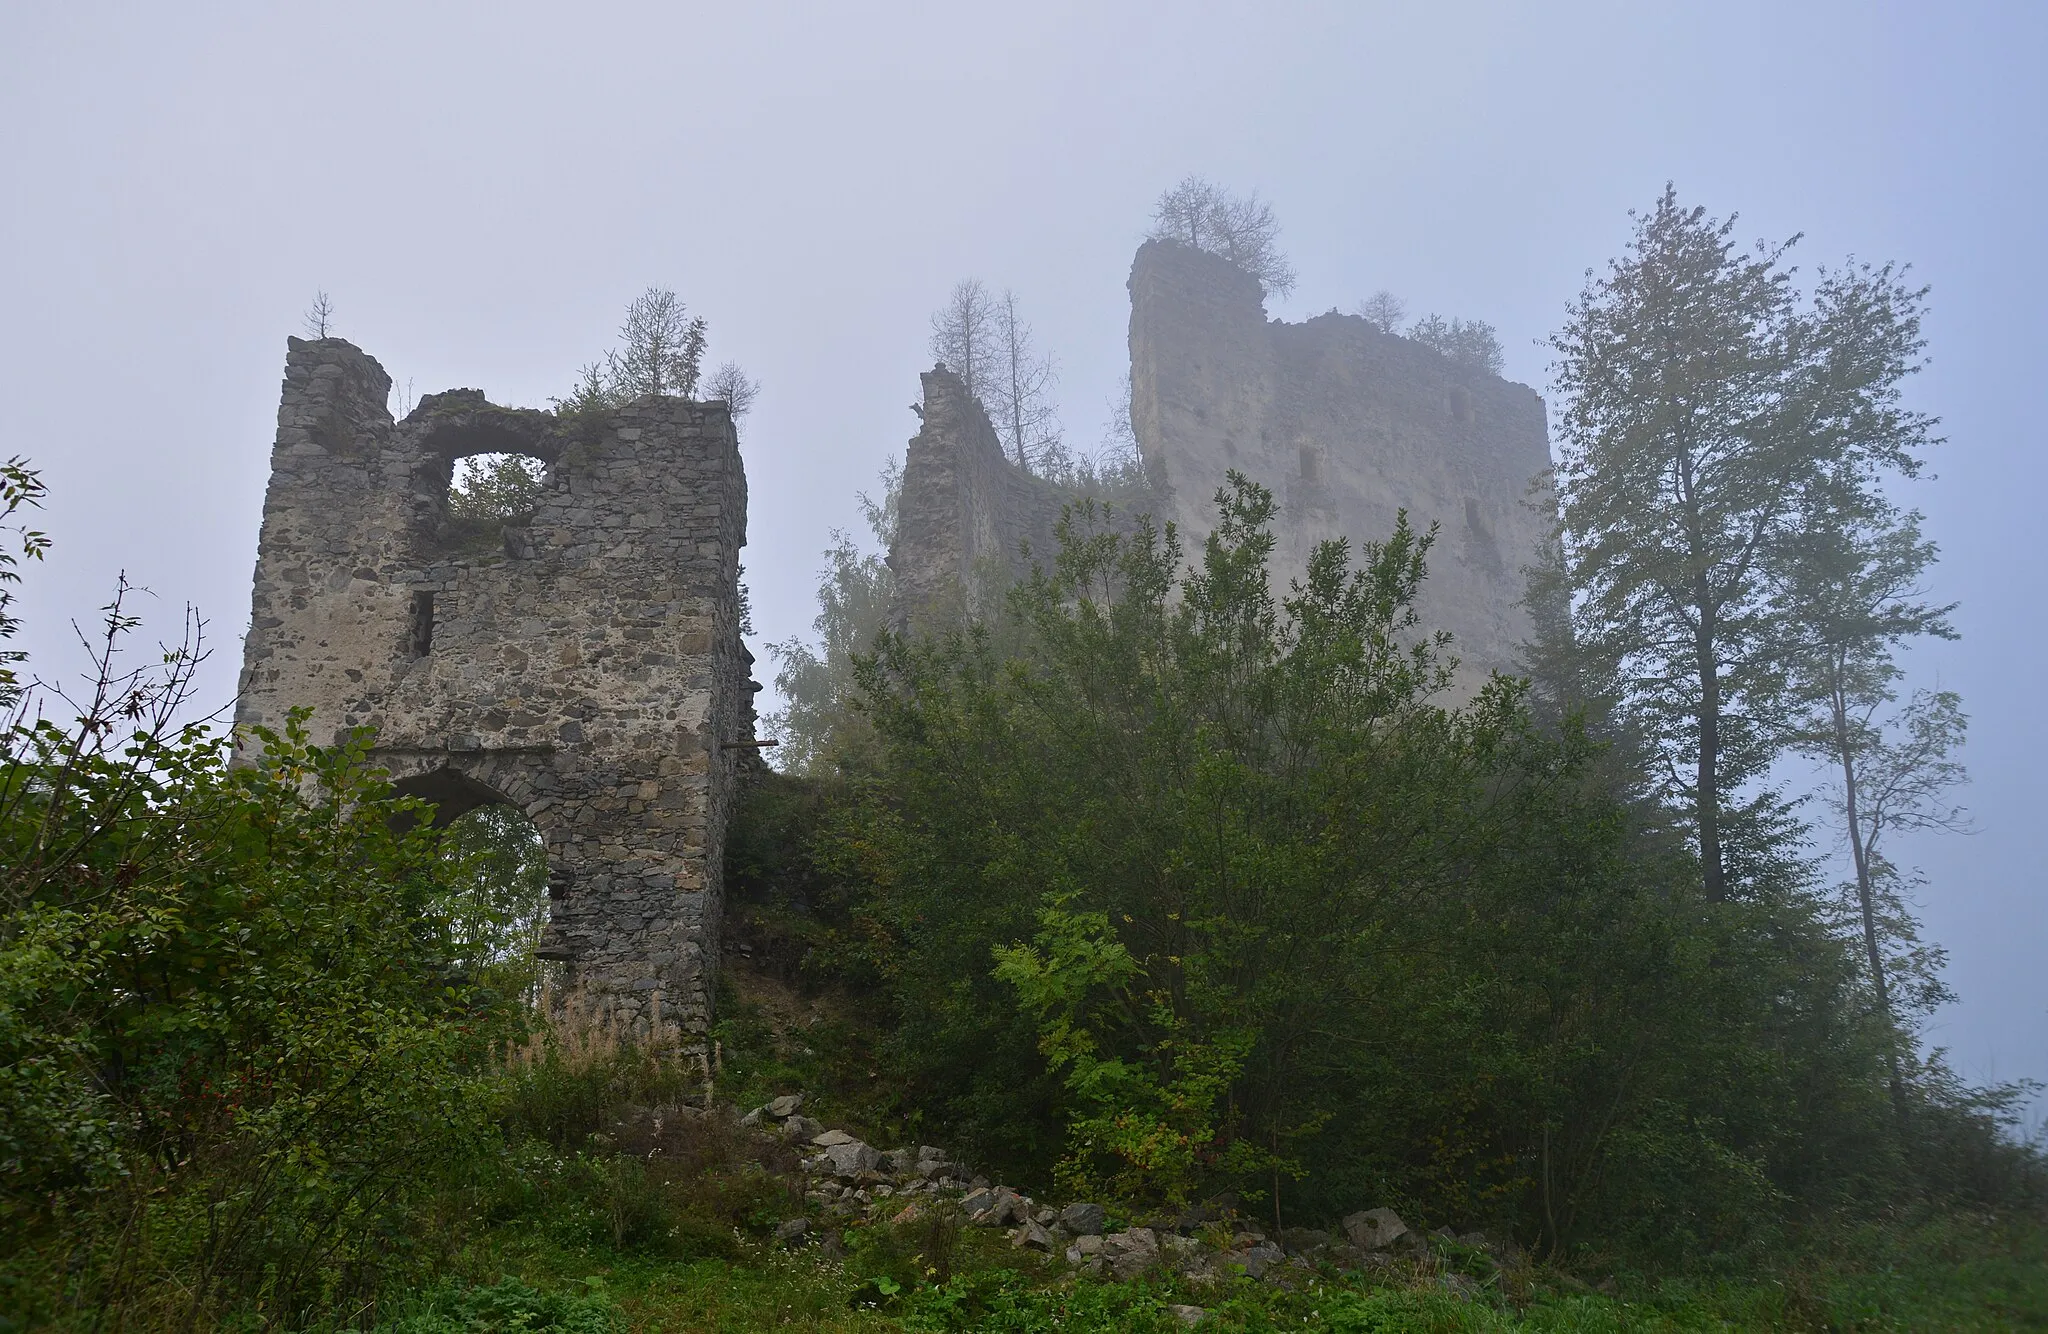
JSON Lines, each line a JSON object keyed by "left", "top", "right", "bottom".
{"left": 396, "top": 769, "right": 557, "bottom": 1010}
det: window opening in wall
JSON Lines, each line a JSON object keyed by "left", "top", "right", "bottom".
{"left": 409, "top": 591, "right": 435, "bottom": 658}
{"left": 1299, "top": 444, "right": 1324, "bottom": 487}
{"left": 1448, "top": 386, "right": 1474, "bottom": 424}
{"left": 445, "top": 452, "right": 546, "bottom": 555}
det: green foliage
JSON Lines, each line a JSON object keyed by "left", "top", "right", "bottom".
{"left": 0, "top": 580, "right": 525, "bottom": 1325}
{"left": 767, "top": 462, "right": 900, "bottom": 775}
{"left": 1407, "top": 314, "right": 1505, "bottom": 375}
{"left": 437, "top": 802, "right": 554, "bottom": 1004}
{"left": 448, "top": 451, "right": 548, "bottom": 524}
{"left": 805, "top": 474, "right": 2016, "bottom": 1260}
{"left": 0, "top": 456, "right": 48, "bottom": 701}
{"left": 375, "top": 1276, "right": 623, "bottom": 1334}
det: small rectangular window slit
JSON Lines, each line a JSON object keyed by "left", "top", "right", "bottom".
{"left": 408, "top": 591, "right": 435, "bottom": 658}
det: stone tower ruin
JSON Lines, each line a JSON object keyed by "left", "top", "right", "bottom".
{"left": 892, "top": 240, "right": 1554, "bottom": 688}
{"left": 1128, "top": 239, "right": 1552, "bottom": 689}
{"left": 235, "top": 336, "right": 752, "bottom": 1038}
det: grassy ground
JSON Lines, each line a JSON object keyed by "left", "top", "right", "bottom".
{"left": 370, "top": 1210, "right": 2048, "bottom": 1333}
{"left": 360, "top": 955, "right": 2048, "bottom": 1333}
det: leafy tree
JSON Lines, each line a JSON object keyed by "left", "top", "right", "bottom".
{"left": 0, "top": 616, "right": 518, "bottom": 1323}
{"left": 1147, "top": 176, "right": 1297, "bottom": 298}
{"left": 438, "top": 802, "right": 555, "bottom": 1004}
{"left": 1764, "top": 260, "right": 1961, "bottom": 1116}
{"left": 764, "top": 463, "right": 900, "bottom": 774}
{"left": 929, "top": 279, "right": 1000, "bottom": 401}
{"left": 552, "top": 287, "right": 751, "bottom": 422}
{"left": 1408, "top": 313, "right": 1505, "bottom": 375}
{"left": 0, "top": 458, "right": 47, "bottom": 703}
{"left": 1547, "top": 187, "right": 1934, "bottom": 902}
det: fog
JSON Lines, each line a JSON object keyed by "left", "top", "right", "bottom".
{"left": 3, "top": 2, "right": 2040, "bottom": 1122}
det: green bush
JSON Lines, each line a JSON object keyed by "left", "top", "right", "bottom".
{"left": 814, "top": 478, "right": 1983, "bottom": 1260}
{"left": 0, "top": 688, "right": 521, "bottom": 1325}
{"left": 375, "top": 1276, "right": 622, "bottom": 1334}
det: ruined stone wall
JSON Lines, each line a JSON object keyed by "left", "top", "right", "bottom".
{"left": 236, "top": 336, "right": 751, "bottom": 1039}
{"left": 1129, "top": 240, "right": 1553, "bottom": 690}
{"left": 890, "top": 366, "right": 1072, "bottom": 628}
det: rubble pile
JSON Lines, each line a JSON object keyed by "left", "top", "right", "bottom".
{"left": 733, "top": 1093, "right": 1525, "bottom": 1297}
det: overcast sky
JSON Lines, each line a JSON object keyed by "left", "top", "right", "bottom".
{"left": 4, "top": 1, "right": 2041, "bottom": 1124}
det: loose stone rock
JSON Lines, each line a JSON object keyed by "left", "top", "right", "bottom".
{"left": 1342, "top": 1207, "right": 1410, "bottom": 1252}
{"left": 1059, "top": 1202, "right": 1106, "bottom": 1235}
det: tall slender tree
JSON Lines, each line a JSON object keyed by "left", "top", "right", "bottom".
{"left": 987, "top": 289, "right": 1060, "bottom": 473}
{"left": 1550, "top": 189, "right": 1806, "bottom": 901}
{"left": 1773, "top": 259, "right": 1959, "bottom": 1112}
{"left": 1549, "top": 189, "right": 1944, "bottom": 903}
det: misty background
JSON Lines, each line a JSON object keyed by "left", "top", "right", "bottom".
{"left": 3, "top": 3, "right": 2040, "bottom": 1123}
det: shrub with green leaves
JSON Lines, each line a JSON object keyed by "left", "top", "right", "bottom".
{"left": 817, "top": 476, "right": 1930, "bottom": 1258}
{"left": 0, "top": 686, "right": 524, "bottom": 1325}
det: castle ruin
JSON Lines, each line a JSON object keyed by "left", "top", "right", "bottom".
{"left": 893, "top": 240, "right": 1554, "bottom": 688}
{"left": 234, "top": 337, "right": 752, "bottom": 1039}
{"left": 235, "top": 239, "right": 1551, "bottom": 1038}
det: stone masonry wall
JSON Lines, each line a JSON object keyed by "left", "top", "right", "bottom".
{"left": 1129, "top": 240, "right": 1553, "bottom": 690}
{"left": 889, "top": 366, "right": 1072, "bottom": 628}
{"left": 235, "top": 336, "right": 751, "bottom": 1039}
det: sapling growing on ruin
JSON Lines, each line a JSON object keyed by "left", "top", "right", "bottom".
{"left": 928, "top": 278, "right": 1000, "bottom": 402}
{"left": 988, "top": 289, "right": 1061, "bottom": 473}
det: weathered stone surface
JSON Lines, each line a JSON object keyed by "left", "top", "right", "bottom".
{"left": 1342, "top": 1206, "right": 1410, "bottom": 1252}
{"left": 235, "top": 338, "right": 751, "bottom": 1039}
{"left": 889, "top": 366, "right": 1075, "bottom": 630}
{"left": 1059, "top": 1202, "right": 1107, "bottom": 1235}
{"left": 1010, "top": 1221, "right": 1054, "bottom": 1251}
{"left": 889, "top": 244, "right": 1553, "bottom": 697}
{"left": 812, "top": 1129, "right": 856, "bottom": 1147}
{"left": 766, "top": 1094, "right": 803, "bottom": 1118}
{"left": 821, "top": 1141, "right": 881, "bottom": 1178}
{"left": 1128, "top": 241, "right": 1551, "bottom": 693}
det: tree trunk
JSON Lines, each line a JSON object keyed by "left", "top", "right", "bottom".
{"left": 1832, "top": 678, "right": 1909, "bottom": 1125}
{"left": 1695, "top": 611, "right": 1726, "bottom": 903}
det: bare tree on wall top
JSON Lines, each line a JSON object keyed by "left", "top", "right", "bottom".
{"left": 929, "top": 278, "right": 1000, "bottom": 401}
{"left": 706, "top": 362, "right": 761, "bottom": 429}
{"left": 303, "top": 291, "right": 335, "bottom": 339}
{"left": 988, "top": 290, "right": 1061, "bottom": 473}
{"left": 1354, "top": 289, "right": 1406, "bottom": 334}
{"left": 1147, "top": 175, "right": 1298, "bottom": 298}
